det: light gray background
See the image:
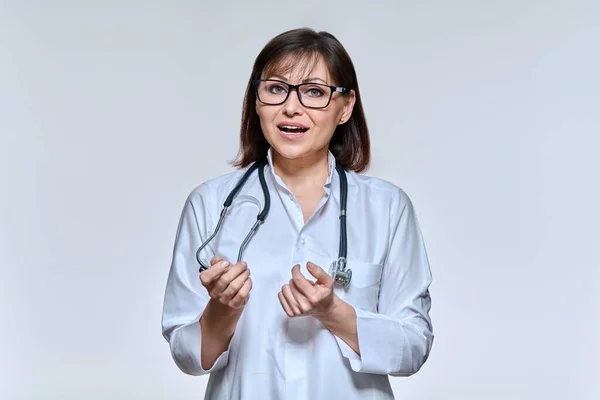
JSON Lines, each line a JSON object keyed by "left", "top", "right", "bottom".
{"left": 1, "top": 1, "right": 599, "bottom": 399}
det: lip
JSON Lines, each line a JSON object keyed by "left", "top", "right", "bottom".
{"left": 276, "top": 121, "right": 310, "bottom": 140}
{"left": 276, "top": 121, "right": 310, "bottom": 129}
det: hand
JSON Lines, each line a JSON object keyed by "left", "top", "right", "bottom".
{"left": 199, "top": 256, "right": 252, "bottom": 310}
{"left": 278, "top": 261, "right": 336, "bottom": 319}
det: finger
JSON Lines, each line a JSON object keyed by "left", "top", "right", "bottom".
{"left": 282, "top": 284, "right": 302, "bottom": 316}
{"left": 210, "top": 255, "right": 225, "bottom": 266}
{"left": 278, "top": 291, "right": 294, "bottom": 317}
{"left": 229, "top": 277, "right": 253, "bottom": 309}
{"left": 289, "top": 280, "right": 312, "bottom": 313}
{"left": 291, "top": 264, "right": 316, "bottom": 297}
{"left": 307, "top": 262, "right": 333, "bottom": 287}
{"left": 210, "top": 261, "right": 248, "bottom": 295}
{"left": 220, "top": 269, "right": 251, "bottom": 303}
{"left": 200, "top": 259, "right": 231, "bottom": 286}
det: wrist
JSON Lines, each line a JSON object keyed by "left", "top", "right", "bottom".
{"left": 202, "top": 299, "right": 243, "bottom": 333}
{"left": 315, "top": 294, "right": 343, "bottom": 324}
{"left": 209, "top": 297, "right": 244, "bottom": 315}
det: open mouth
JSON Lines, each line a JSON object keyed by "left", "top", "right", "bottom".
{"left": 277, "top": 124, "right": 309, "bottom": 136}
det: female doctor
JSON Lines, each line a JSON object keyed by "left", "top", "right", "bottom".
{"left": 161, "top": 28, "right": 434, "bottom": 400}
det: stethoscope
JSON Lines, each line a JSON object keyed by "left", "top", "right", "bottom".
{"left": 195, "top": 158, "right": 353, "bottom": 288}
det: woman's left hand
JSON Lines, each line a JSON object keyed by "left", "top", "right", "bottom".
{"left": 278, "top": 261, "right": 336, "bottom": 319}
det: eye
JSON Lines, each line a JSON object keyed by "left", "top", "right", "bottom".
{"left": 303, "top": 85, "right": 326, "bottom": 97}
{"left": 267, "top": 83, "right": 287, "bottom": 94}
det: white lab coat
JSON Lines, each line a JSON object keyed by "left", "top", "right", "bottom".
{"left": 161, "top": 149, "right": 434, "bottom": 399}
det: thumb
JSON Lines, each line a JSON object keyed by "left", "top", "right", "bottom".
{"left": 307, "top": 262, "right": 332, "bottom": 286}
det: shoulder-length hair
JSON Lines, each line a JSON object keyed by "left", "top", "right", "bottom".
{"left": 231, "top": 28, "right": 370, "bottom": 173}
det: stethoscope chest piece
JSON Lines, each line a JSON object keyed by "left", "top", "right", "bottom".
{"left": 329, "top": 257, "right": 352, "bottom": 289}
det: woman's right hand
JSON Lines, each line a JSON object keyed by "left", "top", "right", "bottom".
{"left": 198, "top": 256, "right": 251, "bottom": 370}
{"left": 199, "top": 256, "right": 252, "bottom": 310}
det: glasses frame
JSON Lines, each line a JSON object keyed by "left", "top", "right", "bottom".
{"left": 253, "top": 79, "right": 351, "bottom": 109}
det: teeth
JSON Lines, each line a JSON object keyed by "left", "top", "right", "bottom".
{"left": 280, "top": 126, "right": 305, "bottom": 130}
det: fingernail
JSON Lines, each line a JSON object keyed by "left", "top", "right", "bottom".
{"left": 242, "top": 261, "right": 248, "bottom": 267}
{"left": 222, "top": 261, "right": 230, "bottom": 268}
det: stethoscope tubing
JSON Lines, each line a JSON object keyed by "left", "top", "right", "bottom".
{"left": 196, "top": 158, "right": 348, "bottom": 286}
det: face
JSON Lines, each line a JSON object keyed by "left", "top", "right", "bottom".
{"left": 255, "top": 56, "right": 356, "bottom": 164}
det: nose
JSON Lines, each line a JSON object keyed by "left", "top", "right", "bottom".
{"left": 282, "top": 87, "right": 304, "bottom": 116}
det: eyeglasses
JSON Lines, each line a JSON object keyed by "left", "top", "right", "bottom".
{"left": 253, "top": 79, "right": 351, "bottom": 109}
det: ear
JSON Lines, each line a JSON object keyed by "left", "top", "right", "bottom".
{"left": 338, "top": 90, "right": 356, "bottom": 125}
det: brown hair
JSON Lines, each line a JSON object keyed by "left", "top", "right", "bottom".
{"left": 232, "top": 28, "right": 370, "bottom": 173}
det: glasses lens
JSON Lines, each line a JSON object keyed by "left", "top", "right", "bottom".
{"left": 298, "top": 83, "right": 332, "bottom": 108}
{"left": 257, "top": 81, "right": 289, "bottom": 105}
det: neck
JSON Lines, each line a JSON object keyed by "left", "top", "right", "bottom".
{"left": 271, "top": 148, "right": 330, "bottom": 191}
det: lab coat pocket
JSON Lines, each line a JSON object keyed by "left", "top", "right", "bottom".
{"left": 336, "top": 261, "right": 383, "bottom": 312}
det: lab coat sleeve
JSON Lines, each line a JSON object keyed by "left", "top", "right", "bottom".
{"left": 335, "top": 188, "right": 434, "bottom": 376}
{"left": 161, "top": 186, "right": 231, "bottom": 376}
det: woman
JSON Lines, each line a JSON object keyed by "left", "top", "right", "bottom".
{"left": 161, "top": 28, "right": 434, "bottom": 400}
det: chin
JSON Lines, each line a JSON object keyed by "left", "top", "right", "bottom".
{"left": 265, "top": 128, "right": 326, "bottom": 162}
{"left": 270, "top": 144, "right": 311, "bottom": 160}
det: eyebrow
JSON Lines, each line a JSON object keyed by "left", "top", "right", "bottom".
{"left": 269, "top": 74, "right": 329, "bottom": 85}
